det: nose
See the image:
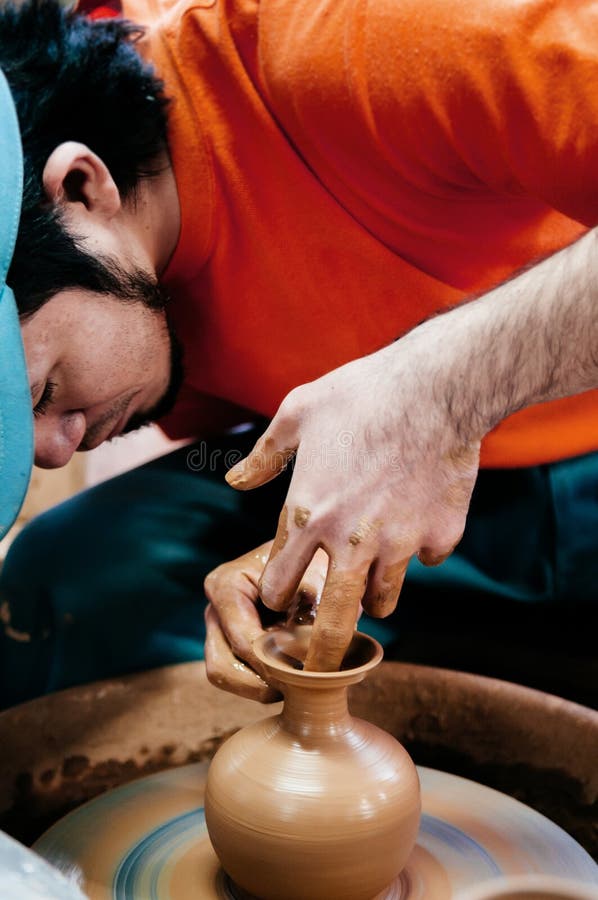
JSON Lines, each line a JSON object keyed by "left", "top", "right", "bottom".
{"left": 34, "top": 411, "right": 87, "bottom": 469}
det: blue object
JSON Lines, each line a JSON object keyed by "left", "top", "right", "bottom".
{"left": 0, "top": 68, "right": 33, "bottom": 539}
{"left": 0, "top": 831, "right": 86, "bottom": 900}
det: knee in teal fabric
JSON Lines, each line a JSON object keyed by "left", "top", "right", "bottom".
{"left": 0, "top": 464, "right": 211, "bottom": 707}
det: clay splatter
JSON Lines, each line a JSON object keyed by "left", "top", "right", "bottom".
{"left": 294, "top": 506, "right": 311, "bottom": 528}
{"left": 268, "top": 506, "right": 289, "bottom": 561}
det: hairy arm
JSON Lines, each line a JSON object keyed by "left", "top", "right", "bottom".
{"left": 432, "top": 230, "right": 598, "bottom": 442}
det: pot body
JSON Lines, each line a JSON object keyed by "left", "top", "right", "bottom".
{"left": 205, "top": 632, "right": 421, "bottom": 900}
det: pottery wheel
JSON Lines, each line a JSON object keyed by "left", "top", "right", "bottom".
{"left": 33, "top": 764, "right": 598, "bottom": 899}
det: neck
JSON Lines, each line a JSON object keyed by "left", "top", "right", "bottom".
{"left": 131, "top": 150, "right": 181, "bottom": 276}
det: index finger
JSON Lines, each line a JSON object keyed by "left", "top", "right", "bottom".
{"left": 225, "top": 416, "right": 298, "bottom": 490}
{"left": 303, "top": 561, "right": 368, "bottom": 671}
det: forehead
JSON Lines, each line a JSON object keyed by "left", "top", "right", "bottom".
{"left": 20, "top": 289, "right": 121, "bottom": 383}
{"left": 21, "top": 289, "right": 132, "bottom": 344}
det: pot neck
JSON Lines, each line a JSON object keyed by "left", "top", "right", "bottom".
{"left": 253, "top": 629, "right": 384, "bottom": 741}
{"left": 280, "top": 682, "right": 353, "bottom": 740}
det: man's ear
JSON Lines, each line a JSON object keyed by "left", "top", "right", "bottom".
{"left": 42, "top": 141, "right": 121, "bottom": 218}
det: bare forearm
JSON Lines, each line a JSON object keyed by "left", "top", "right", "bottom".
{"left": 388, "top": 228, "right": 598, "bottom": 446}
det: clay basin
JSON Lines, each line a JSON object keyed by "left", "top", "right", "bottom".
{"left": 0, "top": 661, "right": 595, "bottom": 860}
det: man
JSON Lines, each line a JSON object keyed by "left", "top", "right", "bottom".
{"left": 1, "top": 0, "right": 597, "bottom": 708}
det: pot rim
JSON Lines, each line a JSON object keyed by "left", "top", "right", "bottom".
{"left": 253, "top": 629, "right": 384, "bottom": 686}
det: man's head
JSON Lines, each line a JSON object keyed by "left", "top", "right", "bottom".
{"left": 1, "top": 0, "right": 184, "bottom": 470}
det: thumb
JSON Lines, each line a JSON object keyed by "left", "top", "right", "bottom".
{"left": 225, "top": 420, "right": 297, "bottom": 490}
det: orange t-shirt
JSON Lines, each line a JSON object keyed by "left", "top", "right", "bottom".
{"left": 123, "top": 0, "right": 598, "bottom": 467}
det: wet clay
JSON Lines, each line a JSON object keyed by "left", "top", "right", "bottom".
{"left": 205, "top": 632, "right": 421, "bottom": 900}
{"left": 293, "top": 505, "right": 311, "bottom": 528}
{"left": 225, "top": 437, "right": 294, "bottom": 488}
{"left": 348, "top": 517, "right": 382, "bottom": 546}
{"left": 267, "top": 504, "right": 289, "bottom": 561}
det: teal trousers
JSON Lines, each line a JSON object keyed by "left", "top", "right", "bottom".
{"left": 1, "top": 426, "right": 597, "bottom": 709}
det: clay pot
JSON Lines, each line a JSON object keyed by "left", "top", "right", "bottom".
{"left": 205, "top": 630, "right": 421, "bottom": 900}
{"left": 457, "top": 875, "right": 598, "bottom": 900}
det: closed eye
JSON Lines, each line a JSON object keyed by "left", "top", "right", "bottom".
{"left": 33, "top": 380, "right": 57, "bottom": 418}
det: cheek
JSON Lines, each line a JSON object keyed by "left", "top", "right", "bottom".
{"left": 60, "top": 347, "right": 131, "bottom": 409}
{"left": 137, "top": 317, "right": 173, "bottom": 385}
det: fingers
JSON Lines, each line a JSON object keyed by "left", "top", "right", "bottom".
{"left": 361, "top": 531, "right": 462, "bottom": 618}
{"left": 285, "top": 547, "right": 328, "bottom": 626}
{"left": 203, "top": 543, "right": 281, "bottom": 701}
{"left": 361, "top": 556, "right": 409, "bottom": 618}
{"left": 259, "top": 506, "right": 319, "bottom": 611}
{"left": 303, "top": 560, "right": 368, "bottom": 672}
{"left": 204, "top": 566, "right": 269, "bottom": 683}
{"left": 204, "top": 605, "right": 280, "bottom": 703}
{"left": 225, "top": 399, "right": 300, "bottom": 490}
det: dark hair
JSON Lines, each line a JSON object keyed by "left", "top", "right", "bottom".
{"left": 0, "top": 0, "right": 170, "bottom": 317}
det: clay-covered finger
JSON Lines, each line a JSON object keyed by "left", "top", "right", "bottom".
{"left": 361, "top": 556, "right": 409, "bottom": 618}
{"left": 225, "top": 405, "right": 299, "bottom": 490}
{"left": 204, "top": 605, "right": 280, "bottom": 703}
{"left": 258, "top": 509, "right": 319, "bottom": 611}
{"left": 303, "top": 562, "right": 367, "bottom": 671}
{"left": 286, "top": 549, "right": 328, "bottom": 624}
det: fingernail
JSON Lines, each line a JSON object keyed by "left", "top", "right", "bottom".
{"left": 225, "top": 460, "right": 246, "bottom": 486}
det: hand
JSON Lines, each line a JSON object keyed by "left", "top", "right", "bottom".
{"left": 225, "top": 327, "right": 482, "bottom": 672}
{"left": 204, "top": 541, "right": 329, "bottom": 702}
